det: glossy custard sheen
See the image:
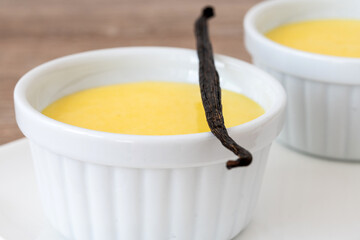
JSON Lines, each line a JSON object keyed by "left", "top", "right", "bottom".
{"left": 42, "top": 81, "right": 264, "bottom": 135}
{"left": 266, "top": 19, "right": 360, "bottom": 57}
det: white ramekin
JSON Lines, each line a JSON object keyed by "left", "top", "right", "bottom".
{"left": 14, "top": 47, "right": 285, "bottom": 240}
{"left": 245, "top": 0, "right": 360, "bottom": 160}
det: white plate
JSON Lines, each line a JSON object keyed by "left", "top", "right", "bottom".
{"left": 1, "top": 138, "right": 360, "bottom": 240}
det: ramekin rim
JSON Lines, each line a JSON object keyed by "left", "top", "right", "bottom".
{"left": 14, "top": 46, "right": 286, "bottom": 144}
{"left": 244, "top": 0, "right": 360, "bottom": 85}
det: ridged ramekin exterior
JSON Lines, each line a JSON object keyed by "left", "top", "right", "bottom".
{"left": 30, "top": 141, "right": 271, "bottom": 240}
{"left": 254, "top": 60, "right": 360, "bottom": 160}
{"left": 244, "top": 0, "right": 360, "bottom": 160}
{"left": 15, "top": 47, "right": 286, "bottom": 240}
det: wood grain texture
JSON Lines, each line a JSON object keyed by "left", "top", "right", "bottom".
{"left": 0, "top": 0, "right": 262, "bottom": 145}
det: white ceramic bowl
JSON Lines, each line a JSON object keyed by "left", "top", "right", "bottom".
{"left": 14, "top": 47, "right": 285, "bottom": 240}
{"left": 245, "top": 0, "right": 360, "bottom": 160}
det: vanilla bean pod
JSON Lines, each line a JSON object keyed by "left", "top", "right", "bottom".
{"left": 195, "top": 6, "right": 252, "bottom": 169}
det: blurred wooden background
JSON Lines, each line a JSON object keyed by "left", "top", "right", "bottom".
{"left": 0, "top": 0, "right": 261, "bottom": 145}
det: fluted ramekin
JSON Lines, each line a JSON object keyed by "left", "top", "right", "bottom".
{"left": 245, "top": 0, "right": 360, "bottom": 160}
{"left": 14, "top": 47, "right": 285, "bottom": 240}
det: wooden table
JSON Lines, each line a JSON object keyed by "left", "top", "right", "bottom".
{"left": 0, "top": 0, "right": 262, "bottom": 145}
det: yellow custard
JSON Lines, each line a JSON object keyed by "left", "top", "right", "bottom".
{"left": 42, "top": 81, "right": 264, "bottom": 135}
{"left": 266, "top": 19, "right": 360, "bottom": 58}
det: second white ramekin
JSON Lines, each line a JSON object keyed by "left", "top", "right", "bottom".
{"left": 245, "top": 0, "right": 360, "bottom": 160}
{"left": 14, "top": 47, "right": 285, "bottom": 240}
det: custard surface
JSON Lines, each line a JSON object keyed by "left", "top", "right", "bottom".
{"left": 266, "top": 19, "right": 360, "bottom": 57}
{"left": 42, "top": 81, "right": 264, "bottom": 135}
